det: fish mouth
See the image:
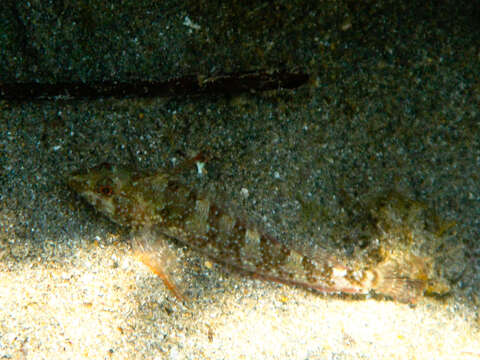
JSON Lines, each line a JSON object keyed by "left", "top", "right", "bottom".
{"left": 67, "top": 172, "right": 90, "bottom": 193}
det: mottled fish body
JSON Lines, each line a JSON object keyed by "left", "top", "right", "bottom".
{"left": 69, "top": 163, "right": 431, "bottom": 303}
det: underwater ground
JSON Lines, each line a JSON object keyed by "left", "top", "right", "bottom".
{"left": 1, "top": 1, "right": 479, "bottom": 359}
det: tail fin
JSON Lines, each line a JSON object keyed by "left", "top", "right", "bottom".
{"left": 370, "top": 253, "right": 429, "bottom": 304}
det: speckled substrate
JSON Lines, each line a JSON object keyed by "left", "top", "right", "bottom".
{"left": 1, "top": 1, "right": 479, "bottom": 359}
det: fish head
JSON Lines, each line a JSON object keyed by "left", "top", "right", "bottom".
{"left": 68, "top": 163, "right": 170, "bottom": 227}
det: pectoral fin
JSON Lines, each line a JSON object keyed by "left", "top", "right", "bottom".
{"left": 132, "top": 229, "right": 187, "bottom": 303}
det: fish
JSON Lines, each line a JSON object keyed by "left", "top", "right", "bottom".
{"left": 68, "top": 162, "right": 437, "bottom": 303}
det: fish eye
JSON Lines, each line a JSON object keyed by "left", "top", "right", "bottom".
{"left": 99, "top": 185, "right": 114, "bottom": 196}
{"left": 97, "top": 177, "right": 115, "bottom": 197}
